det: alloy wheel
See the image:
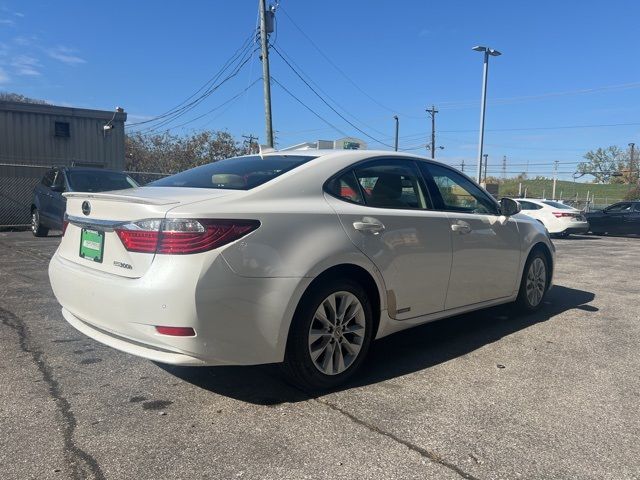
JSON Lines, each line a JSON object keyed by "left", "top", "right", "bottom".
{"left": 31, "top": 211, "right": 38, "bottom": 233}
{"left": 526, "top": 257, "right": 547, "bottom": 307}
{"left": 307, "top": 291, "right": 366, "bottom": 376}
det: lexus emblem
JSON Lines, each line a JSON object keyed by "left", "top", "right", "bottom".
{"left": 82, "top": 201, "right": 91, "bottom": 216}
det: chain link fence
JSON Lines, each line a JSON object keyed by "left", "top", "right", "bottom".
{"left": 0, "top": 164, "right": 169, "bottom": 228}
{"left": 0, "top": 164, "right": 50, "bottom": 227}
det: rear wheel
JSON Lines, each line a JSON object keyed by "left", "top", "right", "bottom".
{"left": 515, "top": 250, "right": 549, "bottom": 312}
{"left": 31, "top": 208, "right": 49, "bottom": 237}
{"left": 283, "top": 279, "right": 373, "bottom": 391}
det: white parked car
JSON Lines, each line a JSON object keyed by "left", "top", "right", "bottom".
{"left": 49, "top": 150, "right": 555, "bottom": 389}
{"left": 515, "top": 198, "right": 589, "bottom": 237}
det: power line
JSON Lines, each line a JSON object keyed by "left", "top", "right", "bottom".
{"left": 127, "top": 33, "right": 257, "bottom": 130}
{"left": 270, "top": 44, "right": 393, "bottom": 148}
{"left": 271, "top": 76, "right": 349, "bottom": 138}
{"left": 271, "top": 44, "right": 389, "bottom": 137}
{"left": 139, "top": 47, "right": 257, "bottom": 133}
{"left": 279, "top": 6, "right": 399, "bottom": 115}
{"left": 136, "top": 78, "right": 262, "bottom": 135}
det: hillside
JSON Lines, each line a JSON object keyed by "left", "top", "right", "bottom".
{"left": 496, "top": 178, "right": 633, "bottom": 204}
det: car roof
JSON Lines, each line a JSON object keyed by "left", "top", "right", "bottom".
{"left": 62, "top": 167, "right": 130, "bottom": 174}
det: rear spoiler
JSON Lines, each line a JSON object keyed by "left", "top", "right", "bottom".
{"left": 63, "top": 192, "right": 179, "bottom": 206}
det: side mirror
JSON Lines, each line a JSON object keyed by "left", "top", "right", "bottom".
{"left": 500, "top": 197, "right": 521, "bottom": 216}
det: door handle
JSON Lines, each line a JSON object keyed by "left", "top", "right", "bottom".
{"left": 353, "top": 217, "right": 385, "bottom": 234}
{"left": 451, "top": 222, "right": 471, "bottom": 234}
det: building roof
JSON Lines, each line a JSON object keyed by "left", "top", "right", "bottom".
{"left": 0, "top": 100, "right": 127, "bottom": 122}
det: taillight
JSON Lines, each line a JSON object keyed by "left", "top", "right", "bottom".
{"left": 552, "top": 212, "right": 575, "bottom": 218}
{"left": 114, "top": 219, "right": 259, "bottom": 254}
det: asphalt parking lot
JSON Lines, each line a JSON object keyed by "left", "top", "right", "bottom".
{"left": 0, "top": 231, "right": 638, "bottom": 480}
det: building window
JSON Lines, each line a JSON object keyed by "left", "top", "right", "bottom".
{"left": 54, "top": 121, "right": 70, "bottom": 137}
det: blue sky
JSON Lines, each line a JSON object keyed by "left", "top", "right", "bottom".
{"left": 1, "top": 0, "right": 640, "bottom": 180}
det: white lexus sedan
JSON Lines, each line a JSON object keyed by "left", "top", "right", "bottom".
{"left": 49, "top": 150, "right": 554, "bottom": 390}
{"left": 515, "top": 198, "right": 589, "bottom": 237}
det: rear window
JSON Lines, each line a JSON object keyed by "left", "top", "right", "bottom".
{"left": 67, "top": 171, "right": 139, "bottom": 192}
{"left": 149, "top": 155, "right": 316, "bottom": 190}
{"left": 542, "top": 200, "right": 572, "bottom": 210}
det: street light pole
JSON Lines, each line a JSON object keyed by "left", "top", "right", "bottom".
{"left": 393, "top": 115, "right": 399, "bottom": 151}
{"left": 473, "top": 46, "right": 501, "bottom": 183}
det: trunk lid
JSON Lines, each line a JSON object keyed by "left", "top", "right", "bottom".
{"left": 59, "top": 186, "right": 237, "bottom": 278}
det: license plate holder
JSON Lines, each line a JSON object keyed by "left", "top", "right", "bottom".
{"left": 79, "top": 228, "right": 105, "bottom": 263}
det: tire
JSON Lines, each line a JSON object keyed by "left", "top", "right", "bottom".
{"left": 515, "top": 249, "right": 549, "bottom": 312}
{"left": 591, "top": 231, "right": 605, "bottom": 236}
{"left": 283, "top": 278, "right": 374, "bottom": 391}
{"left": 31, "top": 208, "right": 49, "bottom": 237}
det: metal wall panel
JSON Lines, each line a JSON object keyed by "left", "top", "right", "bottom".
{"left": 0, "top": 101, "right": 127, "bottom": 226}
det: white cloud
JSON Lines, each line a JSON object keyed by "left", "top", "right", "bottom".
{"left": 47, "top": 46, "right": 86, "bottom": 65}
{"left": 14, "top": 12, "right": 25, "bottom": 18}
{"left": 0, "top": 18, "right": 15, "bottom": 26}
{"left": 0, "top": 67, "right": 9, "bottom": 84}
{"left": 11, "top": 55, "right": 41, "bottom": 76}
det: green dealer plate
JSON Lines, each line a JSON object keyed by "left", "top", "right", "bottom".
{"left": 79, "top": 228, "right": 105, "bottom": 263}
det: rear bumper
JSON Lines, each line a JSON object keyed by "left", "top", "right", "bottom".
{"left": 49, "top": 251, "right": 308, "bottom": 366}
{"left": 62, "top": 308, "right": 208, "bottom": 366}
{"left": 559, "top": 224, "right": 589, "bottom": 235}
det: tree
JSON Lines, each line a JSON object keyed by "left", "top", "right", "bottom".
{"left": 0, "top": 92, "right": 48, "bottom": 104}
{"left": 578, "top": 146, "right": 625, "bottom": 183}
{"left": 125, "top": 130, "right": 255, "bottom": 174}
{"left": 623, "top": 186, "right": 640, "bottom": 201}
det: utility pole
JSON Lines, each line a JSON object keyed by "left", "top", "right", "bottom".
{"left": 259, "top": 0, "right": 274, "bottom": 148}
{"left": 242, "top": 134, "right": 258, "bottom": 154}
{"left": 483, "top": 153, "right": 488, "bottom": 184}
{"left": 629, "top": 142, "right": 636, "bottom": 184}
{"left": 552, "top": 160, "right": 559, "bottom": 200}
{"left": 461, "top": 160, "right": 465, "bottom": 173}
{"left": 502, "top": 155, "right": 507, "bottom": 180}
{"left": 426, "top": 105, "right": 438, "bottom": 158}
{"left": 393, "top": 115, "right": 399, "bottom": 151}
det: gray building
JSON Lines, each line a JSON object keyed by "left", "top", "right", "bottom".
{"left": 0, "top": 101, "right": 127, "bottom": 226}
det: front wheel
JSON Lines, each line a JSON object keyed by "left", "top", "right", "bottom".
{"left": 31, "top": 208, "right": 49, "bottom": 237}
{"left": 283, "top": 279, "right": 374, "bottom": 391}
{"left": 515, "top": 250, "right": 549, "bottom": 312}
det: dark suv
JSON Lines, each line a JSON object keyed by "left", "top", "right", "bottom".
{"left": 31, "top": 167, "right": 139, "bottom": 236}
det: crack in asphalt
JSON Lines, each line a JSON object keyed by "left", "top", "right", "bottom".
{"left": 314, "top": 397, "right": 482, "bottom": 480}
{"left": 0, "top": 306, "right": 106, "bottom": 480}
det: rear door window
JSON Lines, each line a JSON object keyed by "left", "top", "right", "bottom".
{"left": 353, "top": 160, "right": 431, "bottom": 209}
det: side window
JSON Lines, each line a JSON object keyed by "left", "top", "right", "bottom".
{"left": 519, "top": 201, "right": 537, "bottom": 210}
{"left": 607, "top": 203, "right": 631, "bottom": 213}
{"left": 325, "top": 171, "right": 364, "bottom": 204}
{"left": 52, "top": 170, "right": 66, "bottom": 191}
{"left": 354, "top": 160, "right": 430, "bottom": 209}
{"left": 634, "top": 203, "right": 640, "bottom": 212}
{"left": 41, "top": 169, "right": 56, "bottom": 187}
{"left": 422, "top": 163, "right": 499, "bottom": 214}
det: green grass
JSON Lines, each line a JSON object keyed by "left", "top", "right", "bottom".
{"left": 496, "top": 179, "right": 633, "bottom": 203}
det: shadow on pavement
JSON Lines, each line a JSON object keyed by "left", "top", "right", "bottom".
{"left": 160, "top": 285, "right": 596, "bottom": 405}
